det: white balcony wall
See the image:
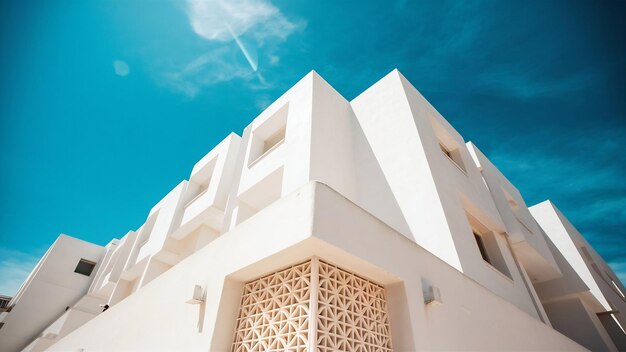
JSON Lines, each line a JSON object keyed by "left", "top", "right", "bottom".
{"left": 177, "top": 133, "right": 241, "bottom": 236}
{"left": 89, "top": 232, "right": 136, "bottom": 299}
{"left": 468, "top": 143, "right": 561, "bottom": 283}
{"left": 135, "top": 181, "right": 188, "bottom": 265}
{"left": 87, "top": 238, "right": 120, "bottom": 297}
{"left": 531, "top": 201, "right": 626, "bottom": 328}
{"left": 237, "top": 76, "right": 312, "bottom": 206}
{"left": 531, "top": 201, "right": 612, "bottom": 311}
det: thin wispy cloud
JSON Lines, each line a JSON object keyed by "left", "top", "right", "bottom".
{"left": 0, "top": 248, "right": 40, "bottom": 297}
{"left": 475, "top": 65, "right": 596, "bottom": 100}
{"left": 187, "top": 0, "right": 296, "bottom": 43}
{"left": 254, "top": 94, "right": 272, "bottom": 111}
{"left": 113, "top": 60, "right": 130, "bottom": 77}
{"left": 164, "top": 0, "right": 303, "bottom": 97}
{"left": 392, "top": 1, "right": 602, "bottom": 102}
{"left": 164, "top": 47, "right": 255, "bottom": 98}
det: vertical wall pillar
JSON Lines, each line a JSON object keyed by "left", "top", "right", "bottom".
{"left": 308, "top": 257, "right": 319, "bottom": 351}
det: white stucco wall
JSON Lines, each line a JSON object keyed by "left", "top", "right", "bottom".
{"left": 0, "top": 235, "right": 104, "bottom": 352}
{"left": 351, "top": 70, "right": 542, "bottom": 320}
{"left": 531, "top": 201, "right": 626, "bottom": 328}
{"left": 49, "top": 183, "right": 586, "bottom": 352}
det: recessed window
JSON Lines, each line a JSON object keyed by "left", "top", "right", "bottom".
{"left": 186, "top": 155, "right": 217, "bottom": 208}
{"left": 0, "top": 296, "right": 9, "bottom": 309}
{"left": 439, "top": 142, "right": 466, "bottom": 173}
{"left": 473, "top": 230, "right": 511, "bottom": 278}
{"left": 248, "top": 103, "right": 289, "bottom": 167}
{"left": 474, "top": 232, "right": 490, "bottom": 263}
{"left": 590, "top": 263, "right": 602, "bottom": 277}
{"left": 429, "top": 116, "right": 467, "bottom": 174}
{"left": 467, "top": 212, "right": 511, "bottom": 278}
{"left": 74, "top": 259, "right": 96, "bottom": 276}
{"left": 185, "top": 179, "right": 211, "bottom": 208}
{"left": 440, "top": 143, "right": 452, "bottom": 159}
{"left": 580, "top": 246, "right": 594, "bottom": 261}
{"left": 263, "top": 127, "right": 286, "bottom": 155}
{"left": 197, "top": 181, "right": 210, "bottom": 196}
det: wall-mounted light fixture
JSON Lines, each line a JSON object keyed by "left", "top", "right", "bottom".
{"left": 186, "top": 284, "right": 205, "bottom": 304}
{"left": 424, "top": 285, "right": 442, "bottom": 306}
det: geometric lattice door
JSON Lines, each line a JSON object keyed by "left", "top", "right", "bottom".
{"left": 232, "top": 258, "right": 393, "bottom": 352}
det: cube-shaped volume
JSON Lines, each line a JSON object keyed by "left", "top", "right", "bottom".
{"left": 177, "top": 133, "right": 241, "bottom": 236}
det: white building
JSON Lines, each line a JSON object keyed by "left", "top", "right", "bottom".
{"left": 0, "top": 70, "right": 624, "bottom": 352}
{"left": 0, "top": 235, "right": 104, "bottom": 352}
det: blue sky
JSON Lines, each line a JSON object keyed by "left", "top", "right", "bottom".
{"left": 0, "top": 0, "right": 624, "bottom": 296}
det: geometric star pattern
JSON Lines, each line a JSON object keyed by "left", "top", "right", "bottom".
{"left": 231, "top": 258, "right": 392, "bottom": 352}
{"left": 317, "top": 260, "right": 393, "bottom": 352}
{"left": 232, "top": 260, "right": 312, "bottom": 352}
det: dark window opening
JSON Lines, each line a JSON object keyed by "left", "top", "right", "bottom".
{"left": 474, "top": 232, "right": 490, "bottom": 264}
{"left": 440, "top": 144, "right": 452, "bottom": 159}
{"left": 74, "top": 259, "right": 96, "bottom": 276}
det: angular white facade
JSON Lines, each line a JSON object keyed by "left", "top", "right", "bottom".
{"left": 0, "top": 70, "right": 624, "bottom": 352}
{"left": 0, "top": 235, "right": 105, "bottom": 352}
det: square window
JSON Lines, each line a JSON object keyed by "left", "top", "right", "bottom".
{"left": 467, "top": 212, "right": 512, "bottom": 279}
{"left": 248, "top": 103, "right": 289, "bottom": 167}
{"left": 74, "top": 259, "right": 96, "bottom": 276}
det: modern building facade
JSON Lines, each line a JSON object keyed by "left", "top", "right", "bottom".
{"left": 0, "top": 235, "right": 104, "bottom": 352}
{"left": 0, "top": 70, "right": 624, "bottom": 351}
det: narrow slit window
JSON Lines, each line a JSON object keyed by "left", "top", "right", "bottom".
{"left": 74, "top": 259, "right": 96, "bottom": 276}
{"left": 580, "top": 246, "right": 594, "bottom": 261}
{"left": 439, "top": 142, "right": 466, "bottom": 173}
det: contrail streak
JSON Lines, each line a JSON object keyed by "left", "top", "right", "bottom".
{"left": 226, "top": 23, "right": 258, "bottom": 72}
